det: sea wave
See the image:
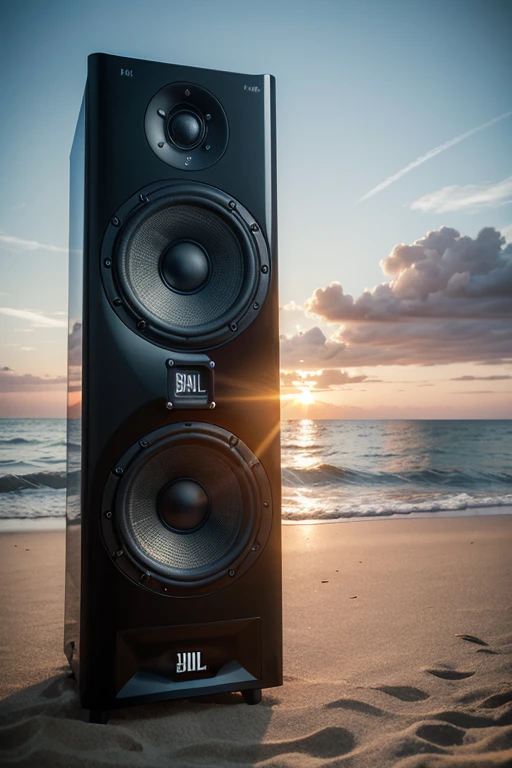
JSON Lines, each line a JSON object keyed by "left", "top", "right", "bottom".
{"left": 282, "top": 464, "right": 512, "bottom": 488}
{"left": 0, "top": 438, "right": 40, "bottom": 445}
{"left": 0, "top": 471, "right": 72, "bottom": 492}
{"left": 282, "top": 491, "right": 512, "bottom": 520}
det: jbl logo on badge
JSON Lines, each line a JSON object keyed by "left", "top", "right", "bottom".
{"left": 175, "top": 372, "right": 206, "bottom": 396}
{"left": 176, "top": 651, "right": 208, "bottom": 674}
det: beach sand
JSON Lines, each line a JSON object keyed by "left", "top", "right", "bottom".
{"left": 0, "top": 515, "right": 511, "bottom": 767}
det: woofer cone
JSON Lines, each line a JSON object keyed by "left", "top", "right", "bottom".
{"left": 106, "top": 423, "right": 272, "bottom": 590}
{"left": 104, "top": 182, "right": 270, "bottom": 351}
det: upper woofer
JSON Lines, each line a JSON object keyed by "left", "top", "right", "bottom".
{"left": 102, "top": 181, "right": 270, "bottom": 351}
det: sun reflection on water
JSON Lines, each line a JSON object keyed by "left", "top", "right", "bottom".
{"left": 289, "top": 419, "right": 321, "bottom": 470}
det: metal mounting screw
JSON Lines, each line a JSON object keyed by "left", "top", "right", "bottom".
{"left": 139, "top": 439, "right": 149, "bottom": 448}
{"left": 263, "top": 501, "right": 269, "bottom": 507}
{"left": 253, "top": 302, "right": 259, "bottom": 310}
{"left": 115, "top": 549, "right": 124, "bottom": 558}
{"left": 209, "top": 360, "right": 215, "bottom": 368}
{"left": 228, "top": 200, "right": 236, "bottom": 210}
{"left": 103, "top": 258, "right": 112, "bottom": 268}
{"left": 252, "top": 543, "right": 260, "bottom": 551}
{"left": 184, "top": 88, "right": 191, "bottom": 97}
{"left": 261, "top": 265, "right": 269, "bottom": 274}
{"left": 158, "top": 141, "right": 165, "bottom": 148}
{"left": 157, "top": 109, "right": 166, "bottom": 118}
{"left": 167, "top": 359, "right": 175, "bottom": 367}
{"left": 228, "top": 569, "right": 235, "bottom": 577}
{"left": 250, "top": 223, "right": 259, "bottom": 232}
{"left": 111, "top": 216, "right": 120, "bottom": 227}
{"left": 114, "top": 467, "right": 124, "bottom": 476}
{"left": 205, "top": 113, "right": 212, "bottom": 121}
{"left": 229, "top": 435, "right": 239, "bottom": 447}
{"left": 104, "top": 510, "right": 112, "bottom": 519}
{"left": 204, "top": 144, "right": 211, "bottom": 151}
{"left": 113, "top": 298, "right": 122, "bottom": 307}
{"left": 166, "top": 401, "right": 173, "bottom": 410}
{"left": 230, "top": 322, "right": 238, "bottom": 331}
{"left": 137, "top": 319, "right": 147, "bottom": 331}
{"left": 139, "top": 193, "right": 150, "bottom": 203}
{"left": 209, "top": 401, "right": 216, "bottom": 409}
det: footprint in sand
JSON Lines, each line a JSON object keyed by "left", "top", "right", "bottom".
{"left": 424, "top": 668, "right": 475, "bottom": 680}
{"left": 375, "top": 685, "right": 430, "bottom": 702}
{"left": 325, "top": 698, "right": 386, "bottom": 717}
{"left": 454, "top": 633, "right": 488, "bottom": 646}
{"left": 415, "top": 722, "right": 466, "bottom": 747}
{"left": 429, "top": 710, "right": 498, "bottom": 728}
{"left": 480, "top": 689, "right": 512, "bottom": 709}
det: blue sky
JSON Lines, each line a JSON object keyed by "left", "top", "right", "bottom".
{"left": 1, "top": 0, "right": 511, "bottom": 417}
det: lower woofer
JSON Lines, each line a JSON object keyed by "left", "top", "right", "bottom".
{"left": 157, "top": 478, "right": 210, "bottom": 532}
{"left": 102, "top": 422, "right": 273, "bottom": 595}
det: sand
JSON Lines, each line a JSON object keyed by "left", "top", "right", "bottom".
{"left": 0, "top": 515, "right": 511, "bottom": 767}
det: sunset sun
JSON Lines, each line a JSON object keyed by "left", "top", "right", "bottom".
{"left": 296, "top": 388, "right": 315, "bottom": 407}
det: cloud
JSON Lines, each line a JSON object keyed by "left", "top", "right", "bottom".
{"left": 280, "top": 320, "right": 511, "bottom": 369}
{"left": 452, "top": 390, "right": 500, "bottom": 395}
{"left": 280, "top": 301, "right": 303, "bottom": 312}
{"left": 450, "top": 375, "right": 512, "bottom": 381}
{"left": 0, "top": 368, "right": 67, "bottom": 392}
{"left": 68, "top": 323, "right": 82, "bottom": 367}
{"left": 356, "top": 110, "right": 512, "bottom": 203}
{"left": 306, "top": 227, "right": 512, "bottom": 322}
{"left": 280, "top": 327, "right": 346, "bottom": 368}
{"left": 0, "top": 308, "right": 67, "bottom": 328}
{"left": 281, "top": 368, "right": 367, "bottom": 390}
{"left": 0, "top": 234, "right": 67, "bottom": 253}
{"left": 292, "top": 226, "right": 512, "bottom": 368}
{"left": 410, "top": 177, "right": 512, "bottom": 214}
{"left": 501, "top": 224, "right": 512, "bottom": 243}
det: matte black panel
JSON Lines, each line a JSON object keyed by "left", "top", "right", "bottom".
{"left": 65, "top": 53, "right": 281, "bottom": 715}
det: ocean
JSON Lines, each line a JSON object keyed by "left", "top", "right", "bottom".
{"left": 1, "top": 418, "right": 511, "bottom": 523}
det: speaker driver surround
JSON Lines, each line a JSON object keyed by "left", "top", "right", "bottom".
{"left": 102, "top": 422, "right": 273, "bottom": 596}
{"left": 102, "top": 181, "right": 270, "bottom": 351}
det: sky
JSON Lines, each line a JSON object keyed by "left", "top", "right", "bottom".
{"left": 0, "top": 0, "right": 511, "bottom": 418}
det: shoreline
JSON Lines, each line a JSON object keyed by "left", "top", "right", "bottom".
{"left": 1, "top": 503, "right": 511, "bottom": 533}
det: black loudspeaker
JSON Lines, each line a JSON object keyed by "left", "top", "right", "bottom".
{"left": 65, "top": 53, "right": 281, "bottom": 723}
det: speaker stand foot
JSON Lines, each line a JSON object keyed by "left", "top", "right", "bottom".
{"left": 242, "top": 688, "right": 262, "bottom": 705}
{"left": 88, "top": 709, "right": 110, "bottom": 724}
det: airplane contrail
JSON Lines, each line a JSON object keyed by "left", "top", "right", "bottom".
{"left": 356, "top": 110, "right": 512, "bottom": 204}
{"left": 0, "top": 308, "right": 67, "bottom": 327}
{"left": 0, "top": 234, "right": 68, "bottom": 253}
